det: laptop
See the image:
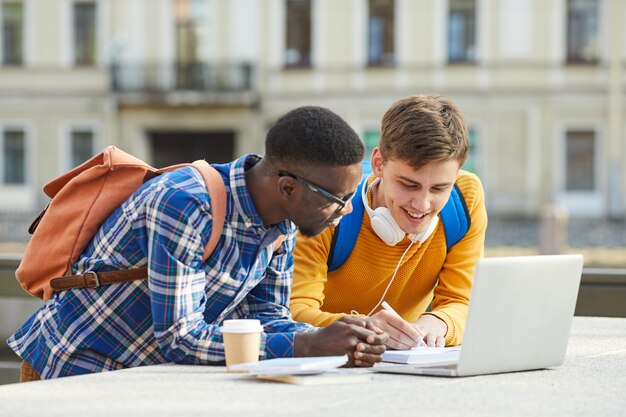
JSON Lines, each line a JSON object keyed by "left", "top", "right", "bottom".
{"left": 373, "top": 254, "right": 584, "bottom": 377}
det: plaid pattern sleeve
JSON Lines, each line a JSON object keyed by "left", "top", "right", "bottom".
{"left": 6, "top": 155, "right": 315, "bottom": 379}
{"left": 242, "top": 232, "right": 316, "bottom": 358}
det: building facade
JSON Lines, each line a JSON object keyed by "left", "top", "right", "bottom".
{"left": 0, "top": 0, "right": 623, "bottom": 243}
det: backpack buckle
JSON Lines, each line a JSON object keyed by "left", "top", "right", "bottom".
{"left": 83, "top": 271, "right": 100, "bottom": 289}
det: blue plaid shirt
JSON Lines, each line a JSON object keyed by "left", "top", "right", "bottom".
{"left": 7, "top": 154, "right": 314, "bottom": 379}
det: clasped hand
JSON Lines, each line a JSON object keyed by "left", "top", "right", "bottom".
{"left": 294, "top": 316, "right": 389, "bottom": 367}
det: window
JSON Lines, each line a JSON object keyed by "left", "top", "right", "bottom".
{"left": 70, "top": 129, "right": 94, "bottom": 168}
{"left": 565, "top": 130, "right": 595, "bottom": 191}
{"left": 448, "top": 0, "right": 476, "bottom": 63}
{"left": 285, "top": 0, "right": 311, "bottom": 67}
{"left": 174, "top": 0, "right": 208, "bottom": 88}
{"left": 367, "top": 0, "right": 394, "bottom": 66}
{"left": 461, "top": 128, "right": 479, "bottom": 174}
{"left": 1, "top": 1, "right": 23, "bottom": 65}
{"left": 363, "top": 131, "right": 380, "bottom": 160}
{"left": 3, "top": 128, "right": 25, "bottom": 184}
{"left": 73, "top": 2, "right": 97, "bottom": 66}
{"left": 175, "top": 0, "right": 207, "bottom": 63}
{"left": 566, "top": 0, "right": 599, "bottom": 63}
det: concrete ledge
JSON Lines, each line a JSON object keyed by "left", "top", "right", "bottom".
{"left": 2, "top": 255, "right": 626, "bottom": 317}
{"left": 574, "top": 268, "right": 626, "bottom": 317}
{"left": 0, "top": 255, "right": 28, "bottom": 298}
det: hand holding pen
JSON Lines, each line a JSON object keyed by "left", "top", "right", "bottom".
{"left": 382, "top": 301, "right": 428, "bottom": 348}
{"left": 367, "top": 301, "right": 426, "bottom": 350}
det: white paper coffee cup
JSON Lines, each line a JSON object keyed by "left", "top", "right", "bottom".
{"left": 221, "top": 319, "right": 264, "bottom": 372}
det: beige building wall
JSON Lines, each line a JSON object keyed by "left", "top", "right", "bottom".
{"left": 0, "top": 0, "right": 623, "bottom": 223}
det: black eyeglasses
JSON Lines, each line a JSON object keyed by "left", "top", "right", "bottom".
{"left": 278, "top": 171, "right": 356, "bottom": 213}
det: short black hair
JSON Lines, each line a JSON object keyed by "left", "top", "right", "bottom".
{"left": 265, "top": 106, "right": 364, "bottom": 167}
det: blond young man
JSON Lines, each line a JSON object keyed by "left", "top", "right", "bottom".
{"left": 290, "top": 95, "right": 488, "bottom": 349}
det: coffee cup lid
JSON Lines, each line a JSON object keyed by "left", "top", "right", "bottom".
{"left": 220, "top": 319, "right": 264, "bottom": 333}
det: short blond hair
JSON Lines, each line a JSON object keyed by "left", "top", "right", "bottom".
{"left": 379, "top": 94, "right": 469, "bottom": 169}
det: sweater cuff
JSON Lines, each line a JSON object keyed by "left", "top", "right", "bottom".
{"left": 422, "top": 311, "right": 455, "bottom": 346}
{"left": 264, "top": 332, "right": 295, "bottom": 359}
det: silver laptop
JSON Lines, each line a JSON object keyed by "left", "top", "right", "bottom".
{"left": 373, "top": 254, "right": 584, "bottom": 377}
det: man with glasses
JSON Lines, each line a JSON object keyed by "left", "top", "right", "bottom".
{"left": 290, "top": 95, "right": 488, "bottom": 350}
{"left": 277, "top": 171, "right": 356, "bottom": 213}
{"left": 9, "top": 106, "right": 388, "bottom": 380}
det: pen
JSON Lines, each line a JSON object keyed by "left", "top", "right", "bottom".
{"left": 382, "top": 301, "right": 427, "bottom": 347}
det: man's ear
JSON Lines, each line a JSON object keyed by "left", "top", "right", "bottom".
{"left": 370, "top": 147, "right": 384, "bottom": 178}
{"left": 277, "top": 176, "right": 296, "bottom": 198}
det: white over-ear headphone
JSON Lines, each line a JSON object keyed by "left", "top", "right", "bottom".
{"left": 362, "top": 177, "right": 439, "bottom": 246}
{"left": 362, "top": 177, "right": 406, "bottom": 246}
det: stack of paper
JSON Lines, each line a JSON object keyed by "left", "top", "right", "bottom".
{"left": 382, "top": 346, "right": 461, "bottom": 365}
{"left": 256, "top": 370, "right": 371, "bottom": 385}
{"left": 229, "top": 355, "right": 350, "bottom": 375}
{"left": 229, "top": 355, "right": 372, "bottom": 385}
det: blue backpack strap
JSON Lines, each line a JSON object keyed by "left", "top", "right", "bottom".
{"left": 327, "top": 176, "right": 367, "bottom": 272}
{"left": 327, "top": 161, "right": 371, "bottom": 272}
{"left": 439, "top": 183, "right": 471, "bottom": 250}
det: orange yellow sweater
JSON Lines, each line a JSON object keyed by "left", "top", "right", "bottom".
{"left": 290, "top": 170, "right": 487, "bottom": 346}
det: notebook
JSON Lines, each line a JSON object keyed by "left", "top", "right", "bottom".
{"left": 373, "top": 254, "right": 584, "bottom": 377}
{"left": 228, "top": 355, "right": 348, "bottom": 375}
{"left": 256, "top": 370, "right": 371, "bottom": 385}
{"left": 382, "top": 346, "right": 461, "bottom": 365}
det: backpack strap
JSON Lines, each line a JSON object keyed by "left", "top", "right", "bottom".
{"left": 327, "top": 176, "right": 471, "bottom": 272}
{"left": 327, "top": 176, "right": 368, "bottom": 272}
{"left": 440, "top": 183, "right": 471, "bottom": 250}
{"left": 191, "top": 160, "right": 227, "bottom": 261}
{"left": 50, "top": 163, "right": 227, "bottom": 292}
{"left": 327, "top": 160, "right": 372, "bottom": 271}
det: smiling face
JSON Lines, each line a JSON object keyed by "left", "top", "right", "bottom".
{"left": 370, "top": 148, "right": 460, "bottom": 235}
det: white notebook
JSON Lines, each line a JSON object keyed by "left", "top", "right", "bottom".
{"left": 229, "top": 355, "right": 349, "bottom": 376}
{"left": 382, "top": 346, "right": 461, "bottom": 365}
{"left": 256, "top": 370, "right": 371, "bottom": 385}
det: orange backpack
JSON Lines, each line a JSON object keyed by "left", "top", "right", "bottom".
{"left": 15, "top": 146, "right": 226, "bottom": 300}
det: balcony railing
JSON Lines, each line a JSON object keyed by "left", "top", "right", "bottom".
{"left": 110, "top": 62, "right": 255, "bottom": 93}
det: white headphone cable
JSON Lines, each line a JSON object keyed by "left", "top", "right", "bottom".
{"left": 364, "top": 237, "right": 417, "bottom": 317}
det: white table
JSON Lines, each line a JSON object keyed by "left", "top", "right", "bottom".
{"left": 0, "top": 316, "right": 625, "bottom": 417}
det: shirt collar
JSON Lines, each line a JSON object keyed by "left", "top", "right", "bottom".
{"left": 229, "top": 154, "right": 296, "bottom": 236}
